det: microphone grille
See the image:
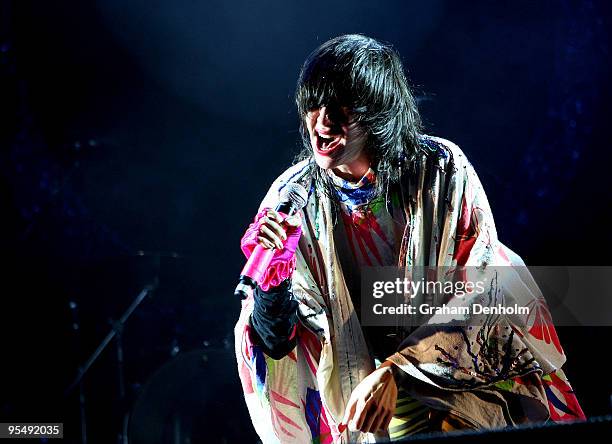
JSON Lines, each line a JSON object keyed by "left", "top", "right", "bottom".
{"left": 279, "top": 183, "right": 309, "bottom": 210}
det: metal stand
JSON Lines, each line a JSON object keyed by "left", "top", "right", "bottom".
{"left": 65, "top": 279, "right": 158, "bottom": 444}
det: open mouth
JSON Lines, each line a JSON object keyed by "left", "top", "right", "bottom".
{"left": 314, "top": 131, "right": 342, "bottom": 155}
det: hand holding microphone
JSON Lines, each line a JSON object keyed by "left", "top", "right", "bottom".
{"left": 235, "top": 183, "right": 308, "bottom": 298}
{"left": 253, "top": 210, "right": 302, "bottom": 252}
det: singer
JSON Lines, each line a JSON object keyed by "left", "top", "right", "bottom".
{"left": 234, "top": 35, "right": 584, "bottom": 443}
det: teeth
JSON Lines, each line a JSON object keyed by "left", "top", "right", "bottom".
{"left": 318, "top": 134, "right": 334, "bottom": 150}
{"left": 316, "top": 132, "right": 338, "bottom": 152}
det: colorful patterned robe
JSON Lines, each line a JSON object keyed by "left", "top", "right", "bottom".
{"left": 234, "top": 136, "right": 585, "bottom": 443}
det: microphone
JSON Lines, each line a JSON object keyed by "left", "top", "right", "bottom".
{"left": 234, "top": 183, "right": 309, "bottom": 299}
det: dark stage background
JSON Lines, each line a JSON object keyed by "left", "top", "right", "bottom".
{"left": 1, "top": 1, "right": 611, "bottom": 442}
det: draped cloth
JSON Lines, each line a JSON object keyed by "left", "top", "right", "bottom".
{"left": 234, "top": 136, "right": 585, "bottom": 443}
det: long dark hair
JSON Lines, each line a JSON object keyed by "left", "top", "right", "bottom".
{"left": 295, "top": 34, "right": 424, "bottom": 203}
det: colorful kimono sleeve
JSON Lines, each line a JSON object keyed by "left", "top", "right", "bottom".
{"left": 234, "top": 161, "right": 343, "bottom": 444}
{"left": 387, "top": 138, "right": 585, "bottom": 426}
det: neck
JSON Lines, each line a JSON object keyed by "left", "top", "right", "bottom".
{"left": 331, "top": 154, "right": 370, "bottom": 182}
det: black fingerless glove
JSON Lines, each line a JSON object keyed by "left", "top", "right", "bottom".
{"left": 249, "top": 279, "right": 299, "bottom": 360}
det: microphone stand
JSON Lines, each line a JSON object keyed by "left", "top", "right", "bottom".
{"left": 65, "top": 279, "right": 159, "bottom": 444}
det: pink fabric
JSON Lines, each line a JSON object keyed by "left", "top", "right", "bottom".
{"left": 240, "top": 208, "right": 302, "bottom": 291}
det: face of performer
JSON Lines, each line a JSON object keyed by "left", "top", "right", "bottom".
{"left": 305, "top": 105, "right": 369, "bottom": 181}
